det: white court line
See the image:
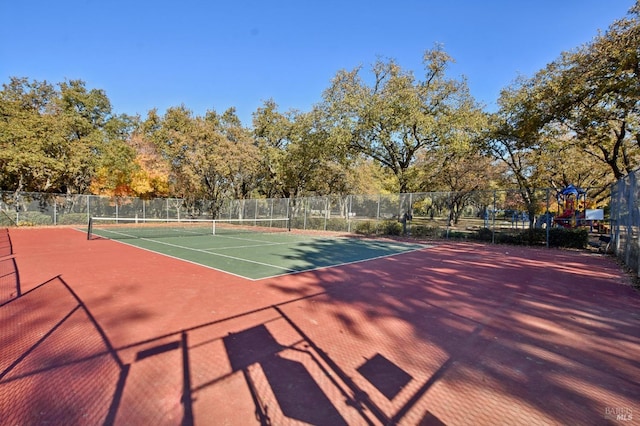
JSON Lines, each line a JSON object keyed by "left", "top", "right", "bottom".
{"left": 91, "top": 228, "right": 430, "bottom": 281}
{"left": 254, "top": 244, "right": 431, "bottom": 281}
{"left": 105, "top": 239, "right": 252, "bottom": 280}
{"left": 205, "top": 241, "right": 298, "bottom": 251}
{"left": 94, "top": 228, "right": 295, "bottom": 272}
{"left": 141, "top": 237, "right": 296, "bottom": 271}
{"left": 212, "top": 233, "right": 300, "bottom": 244}
{"left": 97, "top": 227, "right": 293, "bottom": 251}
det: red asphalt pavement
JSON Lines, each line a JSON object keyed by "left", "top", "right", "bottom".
{"left": 1, "top": 227, "right": 639, "bottom": 425}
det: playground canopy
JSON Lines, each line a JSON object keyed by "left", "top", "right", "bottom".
{"left": 559, "top": 184, "right": 586, "bottom": 197}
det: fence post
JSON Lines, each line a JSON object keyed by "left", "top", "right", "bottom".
{"left": 270, "top": 198, "right": 274, "bottom": 226}
{"left": 546, "top": 188, "right": 550, "bottom": 249}
{"left": 324, "top": 196, "right": 328, "bottom": 231}
{"left": 629, "top": 173, "right": 638, "bottom": 270}
{"left": 255, "top": 198, "right": 258, "bottom": 223}
{"left": 626, "top": 175, "right": 633, "bottom": 266}
{"left": 612, "top": 181, "right": 620, "bottom": 254}
{"left": 348, "top": 195, "right": 352, "bottom": 233}
{"left": 492, "top": 191, "right": 496, "bottom": 244}
{"left": 408, "top": 193, "right": 413, "bottom": 235}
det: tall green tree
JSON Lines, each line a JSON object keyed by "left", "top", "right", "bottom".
{"left": 146, "top": 106, "right": 262, "bottom": 216}
{"left": 253, "top": 101, "right": 356, "bottom": 198}
{"left": 515, "top": 2, "right": 640, "bottom": 191}
{"left": 0, "top": 78, "right": 62, "bottom": 194}
{"left": 146, "top": 106, "right": 208, "bottom": 207}
{"left": 485, "top": 75, "right": 554, "bottom": 226}
{"left": 417, "top": 104, "right": 496, "bottom": 223}
{"left": 0, "top": 77, "right": 135, "bottom": 196}
{"left": 253, "top": 100, "right": 296, "bottom": 198}
{"left": 321, "top": 47, "right": 475, "bottom": 193}
{"left": 57, "top": 79, "right": 136, "bottom": 194}
{"left": 209, "top": 108, "right": 261, "bottom": 200}
{"left": 562, "top": 4, "right": 639, "bottom": 181}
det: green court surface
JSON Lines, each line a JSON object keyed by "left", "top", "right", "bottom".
{"left": 91, "top": 227, "right": 428, "bottom": 280}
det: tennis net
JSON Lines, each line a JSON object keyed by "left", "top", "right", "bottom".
{"left": 87, "top": 217, "right": 290, "bottom": 240}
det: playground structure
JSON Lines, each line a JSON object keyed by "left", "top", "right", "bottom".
{"left": 553, "top": 184, "right": 587, "bottom": 228}
{"left": 552, "top": 184, "right": 607, "bottom": 232}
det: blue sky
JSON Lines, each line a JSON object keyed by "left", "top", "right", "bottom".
{"left": 1, "top": 0, "right": 635, "bottom": 126}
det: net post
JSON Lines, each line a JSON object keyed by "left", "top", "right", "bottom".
{"left": 212, "top": 220, "right": 216, "bottom": 235}
{"left": 87, "top": 217, "right": 93, "bottom": 240}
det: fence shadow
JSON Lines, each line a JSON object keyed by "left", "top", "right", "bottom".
{"left": 267, "top": 240, "right": 640, "bottom": 425}
{"left": 224, "top": 323, "right": 347, "bottom": 425}
{"left": 0, "top": 228, "right": 20, "bottom": 305}
{"left": 0, "top": 275, "right": 127, "bottom": 425}
{"left": 1, "top": 276, "right": 453, "bottom": 425}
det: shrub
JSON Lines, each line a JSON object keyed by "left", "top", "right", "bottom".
{"left": 291, "top": 217, "right": 330, "bottom": 231}
{"left": 382, "top": 220, "right": 403, "bottom": 236}
{"left": 446, "top": 230, "right": 468, "bottom": 240}
{"left": 410, "top": 225, "right": 440, "bottom": 238}
{"left": 17, "top": 211, "right": 53, "bottom": 226}
{"left": 0, "top": 212, "right": 16, "bottom": 226}
{"left": 471, "top": 227, "right": 588, "bottom": 248}
{"left": 291, "top": 217, "right": 352, "bottom": 232}
{"left": 353, "top": 220, "right": 405, "bottom": 236}
{"left": 326, "top": 218, "right": 348, "bottom": 232}
{"left": 548, "top": 228, "right": 588, "bottom": 249}
{"left": 496, "top": 232, "right": 526, "bottom": 245}
{"left": 473, "top": 227, "right": 494, "bottom": 242}
{"left": 57, "top": 213, "right": 89, "bottom": 225}
{"left": 354, "top": 220, "right": 376, "bottom": 235}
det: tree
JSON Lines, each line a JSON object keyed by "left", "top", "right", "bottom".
{"left": 414, "top": 97, "right": 494, "bottom": 223}
{"left": 126, "top": 133, "right": 171, "bottom": 199}
{"left": 146, "top": 106, "right": 262, "bottom": 217}
{"left": 253, "top": 101, "right": 356, "bottom": 199}
{"left": 279, "top": 108, "right": 331, "bottom": 199}
{"left": 559, "top": 5, "right": 640, "bottom": 182}
{"left": 321, "top": 47, "right": 474, "bottom": 193}
{"left": 516, "top": 3, "right": 640, "bottom": 190}
{"left": 0, "top": 78, "right": 64, "bottom": 195}
{"left": 56, "top": 80, "right": 136, "bottom": 194}
{"left": 0, "top": 77, "right": 137, "bottom": 198}
{"left": 89, "top": 138, "right": 139, "bottom": 196}
{"left": 212, "top": 108, "right": 261, "bottom": 200}
{"left": 486, "top": 77, "right": 552, "bottom": 227}
{"left": 253, "top": 100, "right": 296, "bottom": 198}
{"left": 146, "top": 106, "right": 210, "bottom": 210}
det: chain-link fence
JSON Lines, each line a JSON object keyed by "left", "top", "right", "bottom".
{"left": 1, "top": 188, "right": 603, "bottom": 247}
{"left": 288, "top": 190, "right": 559, "bottom": 240}
{"left": 610, "top": 171, "right": 640, "bottom": 275}
{"left": 0, "top": 190, "right": 564, "bottom": 233}
{"left": 0, "top": 192, "right": 295, "bottom": 227}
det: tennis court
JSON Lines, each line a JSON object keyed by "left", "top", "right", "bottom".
{"left": 87, "top": 217, "right": 428, "bottom": 280}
